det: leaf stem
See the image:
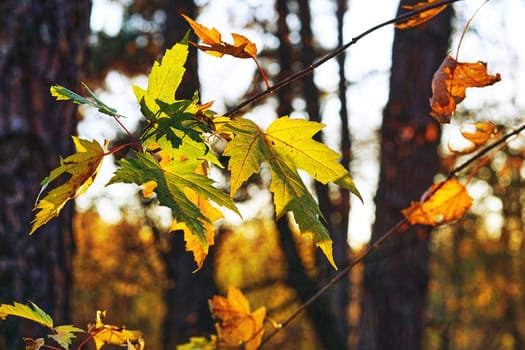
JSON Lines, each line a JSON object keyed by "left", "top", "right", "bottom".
{"left": 225, "top": 0, "right": 462, "bottom": 118}
{"left": 112, "top": 115, "right": 143, "bottom": 152}
{"left": 259, "top": 121, "right": 525, "bottom": 347}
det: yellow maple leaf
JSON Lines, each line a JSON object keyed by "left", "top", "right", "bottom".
{"left": 30, "top": 136, "right": 105, "bottom": 234}
{"left": 209, "top": 286, "right": 266, "bottom": 350}
{"left": 89, "top": 311, "right": 144, "bottom": 350}
{"left": 402, "top": 178, "right": 473, "bottom": 226}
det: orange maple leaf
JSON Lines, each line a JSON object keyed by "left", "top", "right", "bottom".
{"left": 429, "top": 54, "right": 501, "bottom": 123}
{"left": 402, "top": 178, "right": 473, "bottom": 226}
{"left": 182, "top": 14, "right": 269, "bottom": 88}
{"left": 209, "top": 286, "right": 266, "bottom": 350}
{"left": 395, "top": 0, "right": 449, "bottom": 29}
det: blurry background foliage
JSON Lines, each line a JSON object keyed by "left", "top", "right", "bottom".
{"left": 68, "top": 0, "right": 525, "bottom": 349}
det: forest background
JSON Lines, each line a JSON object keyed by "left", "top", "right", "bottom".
{"left": 2, "top": 0, "right": 525, "bottom": 349}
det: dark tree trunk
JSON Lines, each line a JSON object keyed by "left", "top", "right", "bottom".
{"left": 357, "top": 2, "right": 452, "bottom": 350}
{"left": 273, "top": 1, "right": 346, "bottom": 349}
{"left": 0, "top": 1, "right": 90, "bottom": 348}
{"left": 160, "top": 1, "right": 217, "bottom": 348}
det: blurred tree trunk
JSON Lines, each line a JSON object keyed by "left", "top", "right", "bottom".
{"left": 160, "top": 1, "right": 217, "bottom": 348}
{"left": 0, "top": 1, "right": 90, "bottom": 349}
{"left": 297, "top": 0, "right": 352, "bottom": 342}
{"left": 274, "top": 1, "right": 346, "bottom": 349}
{"left": 357, "top": 2, "right": 452, "bottom": 350}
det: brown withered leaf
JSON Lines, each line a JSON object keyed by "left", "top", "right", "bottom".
{"left": 182, "top": 14, "right": 269, "bottom": 88}
{"left": 395, "top": 0, "right": 448, "bottom": 29}
{"left": 430, "top": 55, "right": 501, "bottom": 123}
{"left": 402, "top": 178, "right": 472, "bottom": 226}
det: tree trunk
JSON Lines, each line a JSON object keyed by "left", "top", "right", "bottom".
{"left": 160, "top": 1, "right": 218, "bottom": 348}
{"left": 357, "top": 2, "right": 452, "bottom": 350}
{"left": 0, "top": 1, "right": 90, "bottom": 348}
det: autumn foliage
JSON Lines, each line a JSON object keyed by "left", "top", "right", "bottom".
{"left": 4, "top": 1, "right": 522, "bottom": 349}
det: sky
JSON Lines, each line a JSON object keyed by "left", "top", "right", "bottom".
{"left": 81, "top": 0, "right": 525, "bottom": 248}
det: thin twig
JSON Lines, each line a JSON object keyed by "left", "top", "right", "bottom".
{"left": 259, "top": 122, "right": 525, "bottom": 347}
{"left": 224, "top": 0, "right": 462, "bottom": 118}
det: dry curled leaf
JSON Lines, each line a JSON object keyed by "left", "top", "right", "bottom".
{"left": 430, "top": 55, "right": 501, "bottom": 123}
{"left": 395, "top": 0, "right": 448, "bottom": 29}
{"left": 448, "top": 121, "right": 498, "bottom": 154}
{"left": 209, "top": 286, "right": 266, "bottom": 350}
{"left": 402, "top": 178, "right": 473, "bottom": 226}
{"left": 182, "top": 14, "right": 269, "bottom": 88}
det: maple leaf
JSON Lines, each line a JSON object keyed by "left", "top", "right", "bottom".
{"left": 49, "top": 325, "right": 84, "bottom": 350}
{"left": 181, "top": 14, "right": 269, "bottom": 88}
{"left": 30, "top": 137, "right": 105, "bottom": 234}
{"left": 402, "top": 178, "right": 473, "bottom": 226}
{"left": 218, "top": 117, "right": 361, "bottom": 268}
{"left": 209, "top": 286, "right": 266, "bottom": 350}
{"left": 429, "top": 54, "right": 501, "bottom": 123}
{"left": 0, "top": 301, "right": 53, "bottom": 328}
{"left": 110, "top": 151, "right": 237, "bottom": 244}
{"left": 89, "top": 311, "right": 144, "bottom": 350}
{"left": 395, "top": 0, "right": 449, "bottom": 29}
{"left": 170, "top": 164, "right": 224, "bottom": 272}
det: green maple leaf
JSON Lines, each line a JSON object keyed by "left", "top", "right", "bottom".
{"left": 219, "top": 117, "right": 362, "bottom": 268}
{"left": 134, "top": 34, "right": 213, "bottom": 150}
{"left": 0, "top": 301, "right": 53, "bottom": 328}
{"left": 109, "top": 151, "right": 237, "bottom": 243}
{"left": 49, "top": 325, "right": 84, "bottom": 350}
{"left": 30, "top": 137, "right": 105, "bottom": 234}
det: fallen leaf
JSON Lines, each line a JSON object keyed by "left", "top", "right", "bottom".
{"left": 209, "top": 286, "right": 266, "bottom": 350}
{"left": 402, "top": 178, "right": 472, "bottom": 226}
{"left": 430, "top": 55, "right": 501, "bottom": 123}
{"left": 395, "top": 0, "right": 448, "bottom": 29}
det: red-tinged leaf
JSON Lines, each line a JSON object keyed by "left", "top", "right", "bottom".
{"left": 395, "top": 0, "right": 448, "bottom": 29}
{"left": 210, "top": 286, "right": 266, "bottom": 350}
{"left": 430, "top": 55, "right": 501, "bottom": 123}
{"left": 402, "top": 178, "right": 473, "bottom": 226}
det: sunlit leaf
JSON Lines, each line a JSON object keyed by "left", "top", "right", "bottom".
{"left": 460, "top": 121, "right": 497, "bottom": 145}
{"left": 49, "top": 325, "right": 84, "bottom": 350}
{"left": 170, "top": 164, "right": 224, "bottom": 272}
{"left": 0, "top": 301, "right": 53, "bottom": 328}
{"left": 430, "top": 55, "right": 501, "bottom": 123}
{"left": 176, "top": 336, "right": 216, "bottom": 350}
{"left": 402, "top": 178, "right": 473, "bottom": 226}
{"left": 218, "top": 117, "right": 360, "bottom": 268}
{"left": 181, "top": 14, "right": 269, "bottom": 88}
{"left": 209, "top": 286, "right": 266, "bottom": 350}
{"left": 395, "top": 0, "right": 449, "bottom": 29}
{"left": 89, "top": 311, "right": 144, "bottom": 350}
{"left": 110, "top": 151, "right": 237, "bottom": 244}
{"left": 448, "top": 121, "right": 498, "bottom": 154}
{"left": 30, "top": 137, "right": 105, "bottom": 234}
